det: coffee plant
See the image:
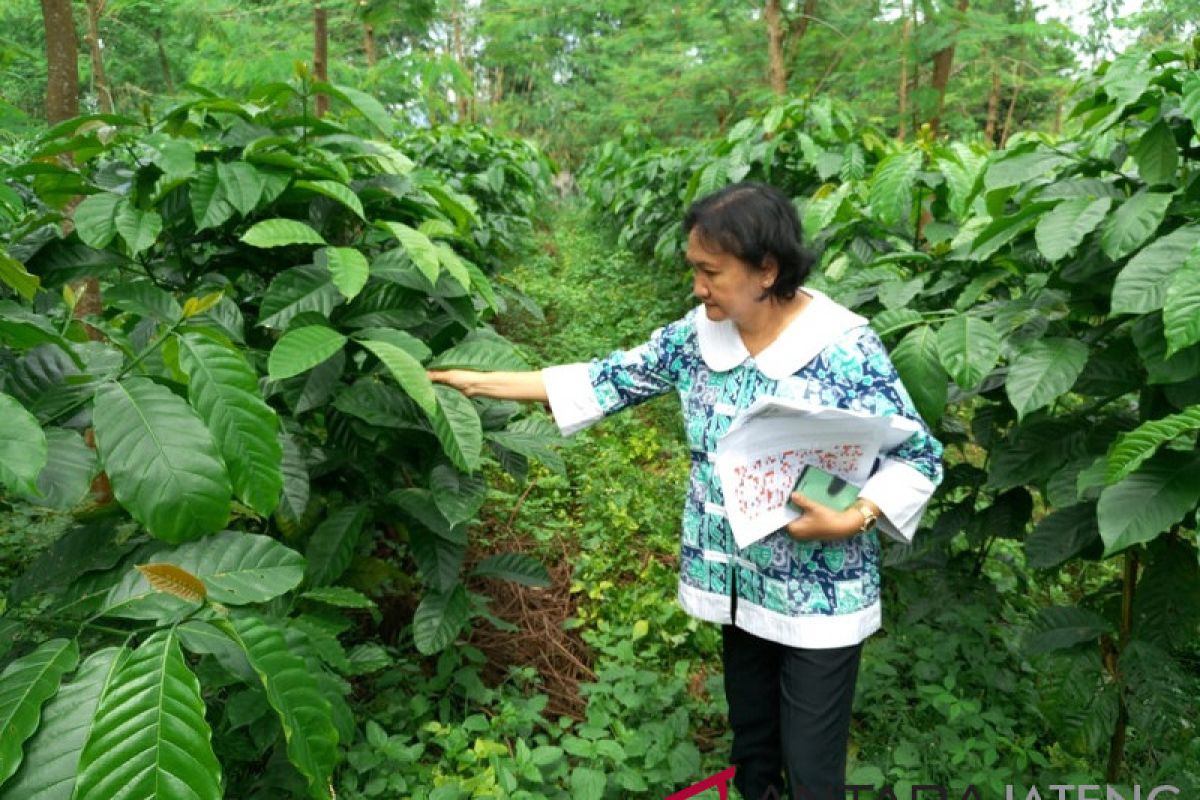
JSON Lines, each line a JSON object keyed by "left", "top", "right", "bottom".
{"left": 583, "top": 43, "right": 1200, "bottom": 779}
{"left": 0, "top": 70, "right": 560, "bottom": 798}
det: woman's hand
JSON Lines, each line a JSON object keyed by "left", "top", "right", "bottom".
{"left": 427, "top": 369, "right": 479, "bottom": 396}
{"left": 784, "top": 493, "right": 868, "bottom": 542}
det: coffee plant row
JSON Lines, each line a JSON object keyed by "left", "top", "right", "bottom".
{"left": 0, "top": 71, "right": 561, "bottom": 798}
{"left": 582, "top": 44, "right": 1200, "bottom": 774}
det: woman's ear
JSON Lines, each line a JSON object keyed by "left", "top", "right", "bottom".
{"left": 760, "top": 255, "right": 779, "bottom": 290}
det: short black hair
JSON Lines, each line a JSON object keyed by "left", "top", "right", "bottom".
{"left": 683, "top": 181, "right": 814, "bottom": 301}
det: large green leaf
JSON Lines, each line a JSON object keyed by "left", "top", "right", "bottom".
{"left": 1106, "top": 405, "right": 1200, "bottom": 484}
{"left": 304, "top": 505, "right": 367, "bottom": 587}
{"left": 0, "top": 638, "right": 79, "bottom": 786}
{"left": 379, "top": 221, "right": 440, "bottom": 285}
{"left": 241, "top": 218, "right": 326, "bottom": 248}
{"left": 432, "top": 384, "right": 483, "bottom": 472}
{"left": 472, "top": 552, "right": 551, "bottom": 587}
{"left": 92, "top": 378, "right": 232, "bottom": 543}
{"left": 190, "top": 163, "right": 236, "bottom": 230}
{"left": 429, "top": 464, "right": 487, "bottom": 526}
{"left": 72, "top": 193, "right": 122, "bottom": 249}
{"left": 1005, "top": 338, "right": 1089, "bottom": 420}
{"left": 935, "top": 316, "right": 999, "bottom": 389}
{"left": 868, "top": 149, "right": 921, "bottom": 227}
{"left": 321, "top": 82, "right": 394, "bottom": 137}
{"left": 409, "top": 527, "right": 464, "bottom": 592}
{"left": 1034, "top": 197, "right": 1111, "bottom": 262}
{"left": 1182, "top": 72, "right": 1200, "bottom": 133}
{"left": 0, "top": 647, "right": 124, "bottom": 800}
{"left": 1110, "top": 223, "right": 1200, "bottom": 315}
{"left": 0, "top": 250, "right": 39, "bottom": 301}
{"left": 0, "top": 391, "right": 48, "bottom": 496}
{"left": 487, "top": 418, "right": 566, "bottom": 476}
{"left": 1100, "top": 191, "right": 1172, "bottom": 261}
{"left": 177, "top": 333, "right": 282, "bottom": 516}
{"left": 275, "top": 432, "right": 311, "bottom": 536}
{"left": 73, "top": 630, "right": 221, "bottom": 800}
{"left": 359, "top": 337, "right": 437, "bottom": 417}
{"left": 1025, "top": 606, "right": 1112, "bottom": 655}
{"left": 295, "top": 180, "right": 364, "bottom": 220}
{"left": 22, "top": 428, "right": 97, "bottom": 510}
{"left": 106, "top": 279, "right": 182, "bottom": 324}
{"left": 968, "top": 202, "right": 1055, "bottom": 261}
{"left": 427, "top": 337, "right": 529, "bottom": 372}
{"left": 1132, "top": 120, "right": 1178, "bottom": 187}
{"left": 412, "top": 585, "right": 470, "bottom": 655}
{"left": 1097, "top": 451, "right": 1200, "bottom": 556}
{"left": 268, "top": 325, "right": 348, "bottom": 381}
{"left": 1024, "top": 504, "right": 1100, "bottom": 570}
{"left": 221, "top": 615, "right": 338, "bottom": 800}
{"left": 103, "top": 532, "right": 306, "bottom": 616}
{"left": 258, "top": 263, "right": 343, "bottom": 330}
{"left": 320, "top": 246, "right": 369, "bottom": 300}
{"left": 889, "top": 325, "right": 946, "bottom": 426}
{"left": 217, "top": 160, "right": 266, "bottom": 216}
{"left": 114, "top": 202, "right": 162, "bottom": 256}
{"left": 984, "top": 150, "right": 1069, "bottom": 190}
{"left": 1163, "top": 247, "right": 1200, "bottom": 356}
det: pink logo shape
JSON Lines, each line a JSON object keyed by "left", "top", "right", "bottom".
{"left": 665, "top": 766, "right": 738, "bottom": 800}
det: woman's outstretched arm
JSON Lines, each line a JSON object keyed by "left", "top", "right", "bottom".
{"left": 427, "top": 369, "right": 548, "bottom": 402}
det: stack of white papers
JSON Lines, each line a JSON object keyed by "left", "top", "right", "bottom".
{"left": 714, "top": 397, "right": 920, "bottom": 549}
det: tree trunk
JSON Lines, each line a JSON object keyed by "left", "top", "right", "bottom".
{"left": 84, "top": 0, "right": 113, "bottom": 113}
{"left": 154, "top": 29, "right": 175, "bottom": 93}
{"left": 363, "top": 23, "right": 377, "bottom": 66}
{"left": 41, "top": 0, "right": 80, "bottom": 124}
{"left": 784, "top": 0, "right": 817, "bottom": 65}
{"left": 313, "top": 3, "right": 329, "bottom": 117}
{"left": 897, "top": 13, "right": 911, "bottom": 141}
{"left": 929, "top": 0, "right": 969, "bottom": 138}
{"left": 999, "top": 64, "right": 1022, "bottom": 147}
{"left": 984, "top": 63, "right": 1000, "bottom": 145}
{"left": 451, "top": 5, "right": 469, "bottom": 120}
{"left": 765, "top": 0, "right": 787, "bottom": 96}
{"left": 910, "top": 0, "right": 920, "bottom": 136}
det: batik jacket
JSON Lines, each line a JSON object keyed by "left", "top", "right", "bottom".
{"left": 542, "top": 289, "right": 943, "bottom": 649}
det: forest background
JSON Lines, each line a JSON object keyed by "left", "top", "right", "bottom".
{"left": 1, "top": 1, "right": 1199, "bottom": 799}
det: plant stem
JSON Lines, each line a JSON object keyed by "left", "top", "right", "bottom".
{"left": 1105, "top": 548, "right": 1138, "bottom": 782}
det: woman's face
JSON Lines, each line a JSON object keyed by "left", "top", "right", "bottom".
{"left": 686, "top": 227, "right": 776, "bottom": 325}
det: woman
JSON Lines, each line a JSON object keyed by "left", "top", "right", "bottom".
{"left": 429, "top": 182, "right": 943, "bottom": 799}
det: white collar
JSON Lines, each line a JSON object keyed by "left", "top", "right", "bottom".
{"left": 694, "top": 288, "right": 867, "bottom": 380}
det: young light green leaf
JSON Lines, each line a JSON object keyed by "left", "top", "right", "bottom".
{"left": 177, "top": 333, "right": 282, "bottom": 516}
{"left": 378, "top": 221, "right": 440, "bottom": 285}
{"left": 1111, "top": 223, "right": 1200, "bottom": 315}
{"left": 0, "top": 638, "right": 80, "bottom": 786}
{"left": 359, "top": 337, "right": 437, "bottom": 417}
{"left": 0, "top": 391, "right": 47, "bottom": 496}
{"left": 220, "top": 614, "right": 338, "bottom": 799}
{"left": 321, "top": 246, "right": 369, "bottom": 300}
{"left": 0, "top": 249, "right": 40, "bottom": 300}
{"left": 92, "top": 377, "right": 232, "bottom": 543}
{"left": 1105, "top": 405, "right": 1200, "bottom": 485}
{"left": 73, "top": 630, "right": 221, "bottom": 800}
{"left": 241, "top": 218, "right": 326, "bottom": 248}
{"left": 268, "top": 325, "right": 348, "bottom": 381}
{"left": 1034, "top": 197, "right": 1112, "bottom": 262}
{"left": 1005, "top": 338, "right": 1088, "bottom": 420}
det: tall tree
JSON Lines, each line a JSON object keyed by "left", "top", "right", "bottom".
{"left": 765, "top": 0, "right": 817, "bottom": 96}
{"left": 928, "top": 0, "right": 970, "bottom": 137}
{"left": 84, "top": 0, "right": 113, "bottom": 113}
{"left": 40, "top": 0, "right": 79, "bottom": 123}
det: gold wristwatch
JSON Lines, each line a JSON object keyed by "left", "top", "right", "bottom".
{"left": 853, "top": 500, "right": 878, "bottom": 532}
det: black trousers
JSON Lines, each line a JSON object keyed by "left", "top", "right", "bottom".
{"left": 722, "top": 624, "right": 863, "bottom": 800}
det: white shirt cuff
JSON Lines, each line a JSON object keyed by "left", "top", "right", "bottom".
{"left": 541, "top": 363, "right": 604, "bottom": 436}
{"left": 859, "top": 457, "right": 937, "bottom": 544}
